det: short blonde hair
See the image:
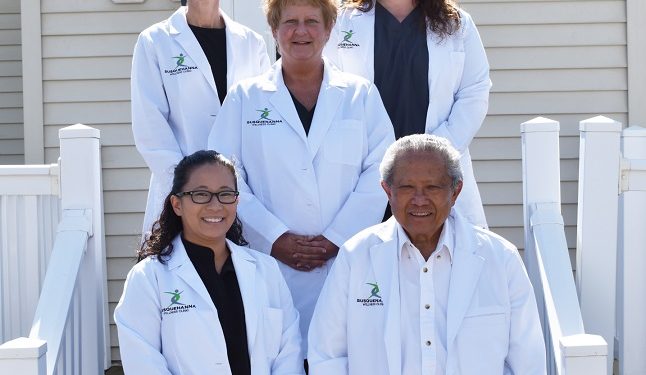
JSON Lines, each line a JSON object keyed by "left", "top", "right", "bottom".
{"left": 264, "top": 0, "right": 338, "bottom": 32}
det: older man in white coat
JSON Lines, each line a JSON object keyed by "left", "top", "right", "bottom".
{"left": 308, "top": 134, "right": 546, "bottom": 375}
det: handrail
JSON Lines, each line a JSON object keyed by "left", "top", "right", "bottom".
{"left": 29, "top": 210, "right": 91, "bottom": 375}
{"left": 0, "top": 124, "right": 109, "bottom": 375}
{"left": 521, "top": 117, "right": 607, "bottom": 374}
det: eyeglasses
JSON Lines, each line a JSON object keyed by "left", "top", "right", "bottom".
{"left": 175, "top": 190, "right": 239, "bottom": 204}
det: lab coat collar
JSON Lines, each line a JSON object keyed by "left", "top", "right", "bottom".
{"left": 168, "top": 8, "right": 242, "bottom": 94}
{"left": 368, "top": 218, "right": 401, "bottom": 375}
{"left": 445, "top": 209, "right": 485, "bottom": 349}
{"left": 168, "top": 7, "right": 217, "bottom": 93}
{"left": 165, "top": 236, "right": 260, "bottom": 352}
{"left": 265, "top": 58, "right": 347, "bottom": 158}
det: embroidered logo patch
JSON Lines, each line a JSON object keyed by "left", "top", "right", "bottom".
{"left": 161, "top": 289, "right": 196, "bottom": 315}
{"left": 338, "top": 30, "right": 360, "bottom": 49}
{"left": 356, "top": 282, "right": 384, "bottom": 306}
{"left": 246, "top": 107, "right": 283, "bottom": 126}
{"left": 164, "top": 53, "right": 198, "bottom": 76}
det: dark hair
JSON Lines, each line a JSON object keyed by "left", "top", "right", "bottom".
{"left": 344, "top": 0, "right": 460, "bottom": 39}
{"left": 138, "top": 150, "right": 248, "bottom": 262}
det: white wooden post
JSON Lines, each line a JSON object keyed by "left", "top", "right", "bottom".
{"left": 58, "top": 124, "right": 110, "bottom": 373}
{"left": 521, "top": 117, "right": 561, "bottom": 324}
{"left": 617, "top": 125, "right": 646, "bottom": 375}
{"left": 27, "top": 124, "right": 109, "bottom": 374}
{"left": 560, "top": 334, "right": 608, "bottom": 375}
{"left": 0, "top": 337, "right": 47, "bottom": 375}
{"left": 576, "top": 116, "right": 621, "bottom": 375}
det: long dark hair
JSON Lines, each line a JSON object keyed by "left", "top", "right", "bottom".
{"left": 138, "top": 150, "right": 248, "bottom": 262}
{"left": 344, "top": 0, "right": 461, "bottom": 39}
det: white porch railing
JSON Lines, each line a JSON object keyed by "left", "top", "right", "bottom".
{"left": 0, "top": 124, "right": 110, "bottom": 374}
{"left": 521, "top": 117, "right": 607, "bottom": 375}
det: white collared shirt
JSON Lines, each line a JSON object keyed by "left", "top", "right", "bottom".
{"left": 397, "top": 217, "right": 454, "bottom": 375}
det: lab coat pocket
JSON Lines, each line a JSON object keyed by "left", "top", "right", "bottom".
{"left": 263, "top": 307, "right": 283, "bottom": 359}
{"left": 456, "top": 306, "right": 509, "bottom": 373}
{"left": 323, "top": 120, "right": 363, "bottom": 166}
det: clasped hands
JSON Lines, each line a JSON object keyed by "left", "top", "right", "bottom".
{"left": 271, "top": 232, "right": 339, "bottom": 272}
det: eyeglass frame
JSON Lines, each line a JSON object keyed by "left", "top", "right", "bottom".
{"left": 174, "top": 190, "right": 239, "bottom": 205}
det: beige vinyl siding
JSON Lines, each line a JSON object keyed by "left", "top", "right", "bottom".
{"left": 461, "top": 0, "right": 628, "bottom": 267}
{"left": 40, "top": 0, "right": 178, "bottom": 361}
{"left": 0, "top": 1, "right": 23, "bottom": 164}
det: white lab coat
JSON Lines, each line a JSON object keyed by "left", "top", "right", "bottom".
{"left": 308, "top": 212, "right": 546, "bottom": 375}
{"left": 207, "top": 59, "right": 395, "bottom": 351}
{"left": 114, "top": 237, "right": 304, "bottom": 375}
{"left": 132, "top": 7, "right": 270, "bottom": 233}
{"left": 323, "top": 6, "right": 491, "bottom": 228}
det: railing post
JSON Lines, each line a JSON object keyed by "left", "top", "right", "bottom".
{"left": 560, "top": 334, "right": 608, "bottom": 375}
{"left": 521, "top": 117, "right": 561, "bottom": 321}
{"left": 0, "top": 337, "right": 47, "bottom": 375}
{"left": 28, "top": 124, "right": 109, "bottom": 373}
{"left": 576, "top": 116, "right": 621, "bottom": 375}
{"left": 617, "top": 125, "right": 646, "bottom": 375}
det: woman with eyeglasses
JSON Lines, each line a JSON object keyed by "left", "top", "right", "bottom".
{"left": 114, "top": 150, "right": 304, "bottom": 375}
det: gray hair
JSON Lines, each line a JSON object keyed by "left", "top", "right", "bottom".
{"left": 380, "top": 134, "right": 463, "bottom": 189}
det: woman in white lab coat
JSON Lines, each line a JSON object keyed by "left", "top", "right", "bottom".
{"left": 132, "top": 0, "right": 271, "bottom": 234}
{"left": 323, "top": 0, "right": 491, "bottom": 228}
{"left": 114, "top": 150, "right": 304, "bottom": 375}
{"left": 207, "top": 0, "right": 395, "bottom": 356}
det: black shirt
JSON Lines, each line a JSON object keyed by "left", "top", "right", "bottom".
{"left": 182, "top": 237, "right": 251, "bottom": 375}
{"left": 189, "top": 24, "right": 228, "bottom": 104}
{"left": 374, "top": 2, "right": 429, "bottom": 139}
{"left": 289, "top": 90, "right": 316, "bottom": 136}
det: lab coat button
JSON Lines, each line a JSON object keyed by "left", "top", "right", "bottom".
{"left": 426, "top": 340, "right": 432, "bottom": 346}
{"left": 425, "top": 304, "right": 430, "bottom": 310}
{"left": 423, "top": 267, "right": 428, "bottom": 273}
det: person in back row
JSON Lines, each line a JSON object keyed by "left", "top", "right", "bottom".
{"left": 324, "top": 0, "right": 491, "bottom": 228}
{"left": 208, "top": 0, "right": 395, "bottom": 358}
{"left": 132, "top": 0, "right": 270, "bottom": 234}
{"left": 308, "top": 134, "right": 546, "bottom": 374}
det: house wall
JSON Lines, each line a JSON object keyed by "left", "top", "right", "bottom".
{"left": 0, "top": 1, "right": 23, "bottom": 164}
{"left": 24, "top": 0, "right": 629, "bottom": 364}
{"left": 461, "top": 0, "right": 627, "bottom": 266}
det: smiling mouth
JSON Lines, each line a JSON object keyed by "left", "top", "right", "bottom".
{"left": 409, "top": 212, "right": 432, "bottom": 217}
{"left": 202, "top": 217, "right": 224, "bottom": 223}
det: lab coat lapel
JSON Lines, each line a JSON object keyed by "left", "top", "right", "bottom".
{"left": 170, "top": 8, "right": 218, "bottom": 94}
{"left": 167, "top": 237, "right": 217, "bottom": 312}
{"left": 370, "top": 219, "right": 401, "bottom": 375}
{"left": 424, "top": 32, "right": 451, "bottom": 132}
{"left": 229, "top": 241, "right": 259, "bottom": 352}
{"left": 446, "top": 214, "right": 485, "bottom": 348}
{"left": 268, "top": 61, "right": 308, "bottom": 143}
{"left": 307, "top": 62, "right": 344, "bottom": 160}
{"left": 222, "top": 11, "right": 243, "bottom": 89}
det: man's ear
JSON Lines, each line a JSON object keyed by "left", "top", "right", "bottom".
{"left": 381, "top": 180, "right": 392, "bottom": 201}
{"left": 450, "top": 180, "right": 463, "bottom": 206}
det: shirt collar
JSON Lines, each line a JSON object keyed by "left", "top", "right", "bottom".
{"left": 181, "top": 236, "right": 235, "bottom": 275}
{"left": 395, "top": 217, "right": 455, "bottom": 264}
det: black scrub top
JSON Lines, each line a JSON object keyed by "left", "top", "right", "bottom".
{"left": 183, "top": 237, "right": 251, "bottom": 375}
{"left": 373, "top": 2, "right": 429, "bottom": 139}
{"left": 189, "top": 24, "right": 228, "bottom": 104}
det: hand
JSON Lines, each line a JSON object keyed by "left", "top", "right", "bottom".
{"left": 271, "top": 233, "right": 335, "bottom": 272}
{"left": 300, "top": 235, "right": 339, "bottom": 261}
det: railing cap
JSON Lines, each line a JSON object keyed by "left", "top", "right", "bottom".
{"left": 520, "top": 116, "right": 559, "bottom": 133}
{"left": 0, "top": 337, "right": 47, "bottom": 359}
{"left": 579, "top": 116, "right": 622, "bottom": 132}
{"left": 559, "top": 334, "right": 608, "bottom": 356}
{"left": 623, "top": 125, "right": 646, "bottom": 137}
{"left": 59, "top": 124, "right": 100, "bottom": 139}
